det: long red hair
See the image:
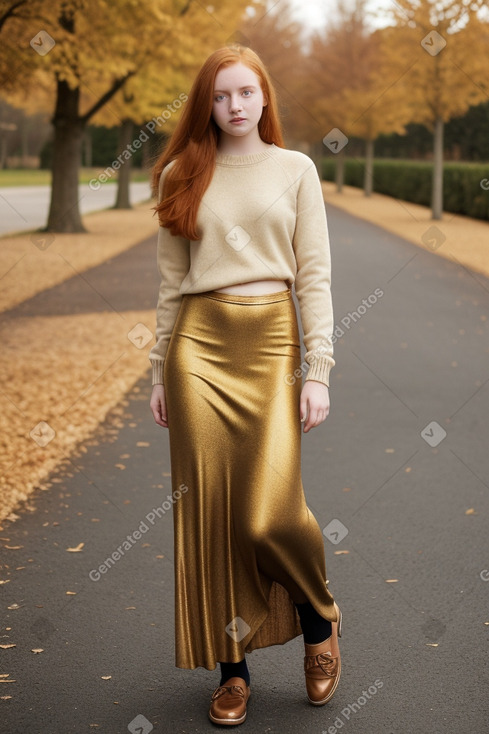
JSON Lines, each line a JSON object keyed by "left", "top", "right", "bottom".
{"left": 152, "top": 45, "right": 284, "bottom": 240}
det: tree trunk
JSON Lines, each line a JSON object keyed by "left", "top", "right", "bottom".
{"left": 432, "top": 116, "right": 444, "bottom": 220}
{"left": 46, "top": 79, "right": 86, "bottom": 232}
{"left": 83, "top": 129, "right": 92, "bottom": 168}
{"left": 141, "top": 134, "right": 152, "bottom": 172}
{"left": 364, "top": 138, "right": 374, "bottom": 197}
{"left": 115, "top": 118, "right": 134, "bottom": 209}
{"left": 335, "top": 149, "right": 345, "bottom": 193}
{"left": 0, "top": 135, "right": 7, "bottom": 168}
{"left": 21, "top": 119, "right": 29, "bottom": 167}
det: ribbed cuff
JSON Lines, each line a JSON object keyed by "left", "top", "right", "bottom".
{"left": 304, "top": 355, "right": 334, "bottom": 387}
{"left": 151, "top": 359, "right": 165, "bottom": 385}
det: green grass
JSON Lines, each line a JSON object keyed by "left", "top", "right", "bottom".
{"left": 0, "top": 168, "right": 150, "bottom": 187}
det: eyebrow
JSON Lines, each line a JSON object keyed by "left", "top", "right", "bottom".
{"left": 214, "top": 85, "right": 257, "bottom": 92}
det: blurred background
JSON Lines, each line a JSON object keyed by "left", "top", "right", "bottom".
{"left": 1, "top": 0, "right": 488, "bottom": 231}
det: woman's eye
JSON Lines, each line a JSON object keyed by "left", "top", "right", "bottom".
{"left": 242, "top": 90, "right": 252, "bottom": 96}
{"left": 215, "top": 94, "right": 226, "bottom": 102}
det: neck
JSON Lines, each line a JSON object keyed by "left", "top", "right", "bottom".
{"left": 217, "top": 130, "right": 271, "bottom": 156}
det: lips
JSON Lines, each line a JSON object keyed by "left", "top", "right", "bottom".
{"left": 230, "top": 118, "right": 246, "bottom": 123}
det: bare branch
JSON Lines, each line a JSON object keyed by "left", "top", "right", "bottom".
{"left": 80, "top": 71, "right": 136, "bottom": 123}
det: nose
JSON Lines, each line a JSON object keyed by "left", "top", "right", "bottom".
{"left": 229, "top": 95, "right": 243, "bottom": 113}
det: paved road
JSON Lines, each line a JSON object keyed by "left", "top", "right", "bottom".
{"left": 0, "top": 181, "right": 151, "bottom": 235}
{"left": 1, "top": 204, "right": 488, "bottom": 733}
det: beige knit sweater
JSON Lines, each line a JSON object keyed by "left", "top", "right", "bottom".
{"left": 149, "top": 143, "right": 335, "bottom": 386}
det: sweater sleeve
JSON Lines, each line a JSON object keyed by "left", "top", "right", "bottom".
{"left": 292, "top": 159, "right": 335, "bottom": 387}
{"left": 149, "top": 167, "right": 191, "bottom": 385}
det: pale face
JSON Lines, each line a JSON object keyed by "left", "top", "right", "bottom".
{"left": 212, "top": 62, "right": 267, "bottom": 140}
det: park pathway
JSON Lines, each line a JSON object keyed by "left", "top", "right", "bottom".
{"left": 1, "top": 204, "right": 488, "bottom": 733}
{"left": 0, "top": 181, "right": 151, "bottom": 235}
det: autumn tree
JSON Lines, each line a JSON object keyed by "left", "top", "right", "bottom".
{"left": 0, "top": 0, "right": 251, "bottom": 232}
{"left": 0, "top": 0, "right": 46, "bottom": 90}
{"left": 238, "top": 0, "right": 313, "bottom": 149}
{"left": 90, "top": 28, "right": 210, "bottom": 210}
{"left": 340, "top": 25, "right": 412, "bottom": 196}
{"left": 90, "top": 54, "right": 191, "bottom": 209}
{"left": 384, "top": 0, "right": 488, "bottom": 218}
{"left": 305, "top": 0, "right": 412, "bottom": 194}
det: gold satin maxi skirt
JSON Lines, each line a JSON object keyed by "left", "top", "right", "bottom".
{"left": 163, "top": 287, "right": 337, "bottom": 670}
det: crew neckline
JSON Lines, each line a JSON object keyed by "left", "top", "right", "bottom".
{"left": 215, "top": 143, "right": 279, "bottom": 166}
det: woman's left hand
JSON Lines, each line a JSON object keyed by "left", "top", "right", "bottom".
{"left": 300, "top": 381, "right": 330, "bottom": 433}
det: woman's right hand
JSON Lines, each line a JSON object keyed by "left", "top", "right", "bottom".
{"left": 150, "top": 384, "right": 168, "bottom": 428}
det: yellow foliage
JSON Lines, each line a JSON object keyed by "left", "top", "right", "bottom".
{"left": 381, "top": 0, "right": 488, "bottom": 128}
{"left": 0, "top": 0, "right": 251, "bottom": 125}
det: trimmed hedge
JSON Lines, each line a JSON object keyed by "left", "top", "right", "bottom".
{"left": 321, "top": 158, "right": 489, "bottom": 221}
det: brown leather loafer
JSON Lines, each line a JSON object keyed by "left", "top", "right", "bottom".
{"left": 303, "top": 602, "right": 342, "bottom": 706}
{"left": 208, "top": 676, "right": 251, "bottom": 726}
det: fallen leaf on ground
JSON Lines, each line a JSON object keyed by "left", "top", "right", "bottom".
{"left": 334, "top": 550, "right": 350, "bottom": 555}
{"left": 0, "top": 580, "right": 10, "bottom": 585}
{"left": 385, "top": 579, "right": 398, "bottom": 583}
{"left": 31, "top": 649, "right": 44, "bottom": 654}
{"left": 66, "top": 591, "right": 76, "bottom": 595}
{"left": 465, "top": 508, "right": 476, "bottom": 515}
{"left": 66, "top": 542, "right": 84, "bottom": 552}
{"left": 0, "top": 644, "right": 16, "bottom": 649}
{"left": 4, "top": 546, "right": 23, "bottom": 550}
{"left": 426, "top": 643, "right": 439, "bottom": 647}
{"left": 101, "top": 675, "right": 111, "bottom": 680}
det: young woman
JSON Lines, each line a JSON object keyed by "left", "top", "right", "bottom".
{"left": 149, "top": 45, "right": 341, "bottom": 727}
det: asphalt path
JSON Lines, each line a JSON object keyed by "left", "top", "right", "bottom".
{"left": 1, "top": 204, "right": 488, "bottom": 734}
{"left": 0, "top": 181, "right": 151, "bottom": 235}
